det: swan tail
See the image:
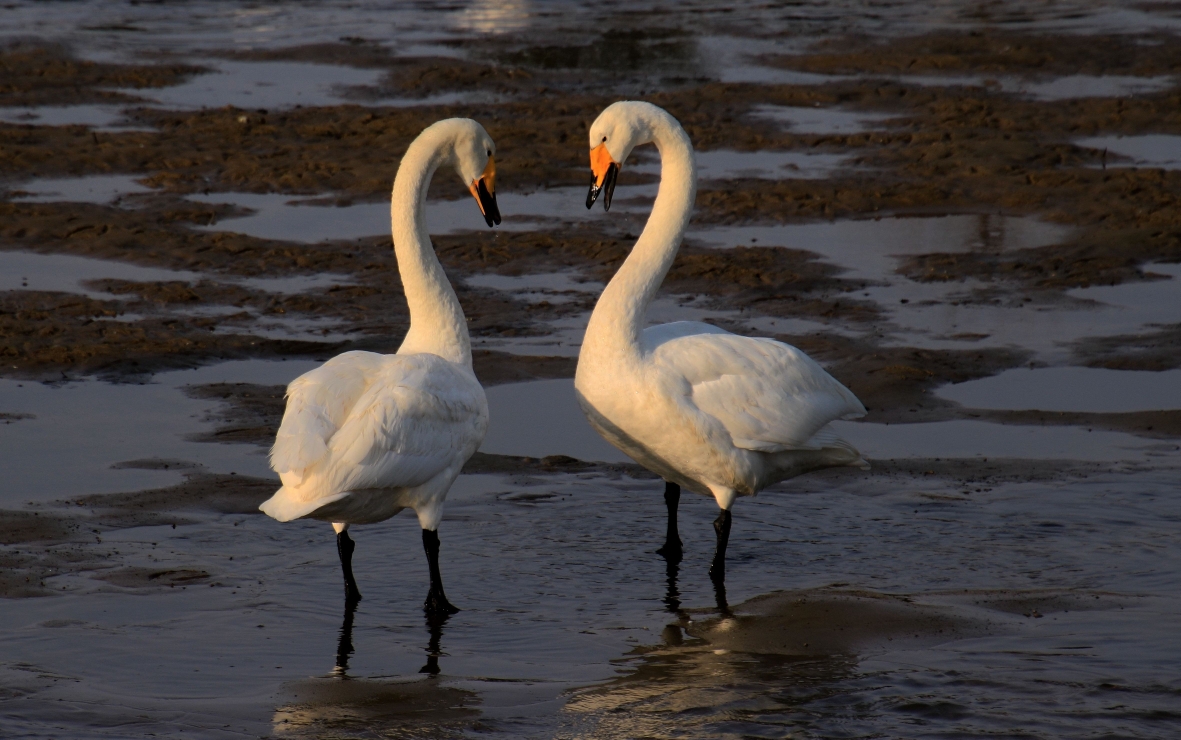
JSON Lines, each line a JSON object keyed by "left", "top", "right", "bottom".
{"left": 807, "top": 426, "right": 870, "bottom": 470}
{"left": 259, "top": 487, "right": 349, "bottom": 523}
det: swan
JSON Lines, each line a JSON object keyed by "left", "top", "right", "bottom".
{"left": 259, "top": 118, "right": 500, "bottom": 616}
{"left": 576, "top": 101, "right": 868, "bottom": 581}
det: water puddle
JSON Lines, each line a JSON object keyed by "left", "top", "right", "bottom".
{"left": 832, "top": 418, "right": 1172, "bottom": 462}
{"left": 0, "top": 360, "right": 323, "bottom": 505}
{"left": 1006, "top": 74, "right": 1176, "bottom": 100}
{"left": 1075, "top": 134, "right": 1181, "bottom": 169}
{"left": 481, "top": 378, "right": 629, "bottom": 462}
{"left": 0, "top": 251, "right": 203, "bottom": 297}
{"left": 638, "top": 148, "right": 851, "bottom": 180}
{"left": 0, "top": 104, "right": 148, "bottom": 130}
{"left": 874, "top": 266, "right": 1181, "bottom": 362}
{"left": 874, "top": 259, "right": 1181, "bottom": 361}
{"left": 691, "top": 214, "right": 1070, "bottom": 279}
{"left": 7, "top": 174, "right": 153, "bottom": 204}
{"left": 689, "top": 216, "right": 1181, "bottom": 364}
{"left": 936, "top": 366, "right": 1181, "bottom": 413}
{"left": 749, "top": 104, "right": 897, "bottom": 134}
{"left": 188, "top": 184, "right": 654, "bottom": 242}
{"left": 0, "top": 250, "right": 355, "bottom": 297}
{"left": 464, "top": 271, "right": 598, "bottom": 304}
{"left": 1067, "top": 262, "right": 1181, "bottom": 323}
{"left": 123, "top": 60, "right": 386, "bottom": 111}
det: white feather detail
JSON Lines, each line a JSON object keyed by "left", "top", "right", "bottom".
{"left": 264, "top": 351, "right": 487, "bottom": 514}
{"left": 646, "top": 323, "right": 865, "bottom": 453}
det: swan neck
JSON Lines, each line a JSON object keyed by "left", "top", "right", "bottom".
{"left": 585, "top": 116, "right": 695, "bottom": 359}
{"left": 391, "top": 134, "right": 472, "bottom": 367}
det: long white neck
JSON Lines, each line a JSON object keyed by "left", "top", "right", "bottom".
{"left": 391, "top": 130, "right": 472, "bottom": 367}
{"left": 582, "top": 112, "right": 696, "bottom": 363}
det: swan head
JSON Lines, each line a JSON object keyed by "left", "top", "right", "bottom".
{"left": 431, "top": 118, "right": 501, "bottom": 228}
{"left": 586, "top": 100, "right": 664, "bottom": 211}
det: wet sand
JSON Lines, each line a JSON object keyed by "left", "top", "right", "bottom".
{"left": 3, "top": 1, "right": 1181, "bottom": 737}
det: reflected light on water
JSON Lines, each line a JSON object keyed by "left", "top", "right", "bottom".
{"left": 455, "top": 0, "right": 532, "bottom": 34}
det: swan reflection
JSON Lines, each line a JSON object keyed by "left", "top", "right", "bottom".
{"left": 333, "top": 595, "right": 358, "bottom": 674}
{"left": 568, "top": 589, "right": 979, "bottom": 736}
{"left": 274, "top": 599, "right": 472, "bottom": 736}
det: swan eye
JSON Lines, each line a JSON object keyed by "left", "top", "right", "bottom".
{"left": 486, "top": 149, "right": 492, "bottom": 156}
{"left": 601, "top": 136, "right": 607, "bottom": 142}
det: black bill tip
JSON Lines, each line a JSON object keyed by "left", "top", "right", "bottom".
{"left": 586, "top": 162, "right": 618, "bottom": 212}
{"left": 476, "top": 179, "right": 501, "bottom": 227}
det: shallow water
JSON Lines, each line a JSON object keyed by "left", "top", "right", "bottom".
{"left": 0, "top": 250, "right": 357, "bottom": 297}
{"left": 0, "top": 104, "right": 142, "bottom": 130}
{"left": 8, "top": 174, "right": 152, "bottom": 205}
{"left": 3, "top": 456, "right": 1180, "bottom": 738}
{"left": 749, "top": 104, "right": 899, "bottom": 134}
{"left": 1005, "top": 73, "right": 1177, "bottom": 100}
{"left": 1076, "top": 134, "right": 1181, "bottom": 170}
{"left": 0, "top": 360, "right": 320, "bottom": 503}
{"left": 126, "top": 60, "right": 386, "bottom": 111}
{"left": 188, "top": 184, "right": 654, "bottom": 242}
{"left": 636, "top": 149, "right": 853, "bottom": 180}
{"left": 692, "top": 213, "right": 1071, "bottom": 277}
{"left": 937, "top": 366, "right": 1181, "bottom": 413}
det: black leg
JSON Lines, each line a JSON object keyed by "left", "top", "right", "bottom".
{"left": 712, "top": 571, "right": 731, "bottom": 616}
{"left": 655, "top": 481, "right": 683, "bottom": 562}
{"left": 708, "top": 508, "right": 732, "bottom": 582}
{"left": 337, "top": 530, "right": 362, "bottom": 603}
{"left": 335, "top": 593, "right": 358, "bottom": 673}
{"left": 422, "top": 529, "right": 459, "bottom": 618}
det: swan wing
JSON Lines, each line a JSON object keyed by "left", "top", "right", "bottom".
{"left": 647, "top": 325, "right": 865, "bottom": 453}
{"left": 270, "top": 350, "right": 387, "bottom": 485}
{"left": 323, "top": 354, "right": 488, "bottom": 494}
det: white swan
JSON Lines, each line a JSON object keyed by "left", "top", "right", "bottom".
{"left": 259, "top": 118, "right": 500, "bottom": 616}
{"left": 576, "top": 101, "right": 868, "bottom": 581}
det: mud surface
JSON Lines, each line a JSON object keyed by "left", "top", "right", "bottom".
{"left": 3, "top": 2, "right": 1181, "bottom": 738}
{"left": 0, "top": 42, "right": 203, "bottom": 107}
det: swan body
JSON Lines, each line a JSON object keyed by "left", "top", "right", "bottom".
{"left": 575, "top": 101, "right": 867, "bottom": 578}
{"left": 259, "top": 118, "right": 499, "bottom": 613}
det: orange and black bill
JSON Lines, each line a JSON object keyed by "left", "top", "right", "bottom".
{"left": 586, "top": 142, "right": 619, "bottom": 211}
{"left": 469, "top": 155, "right": 501, "bottom": 227}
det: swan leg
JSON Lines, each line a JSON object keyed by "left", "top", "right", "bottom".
{"left": 708, "top": 508, "right": 732, "bottom": 582}
{"left": 334, "top": 524, "right": 363, "bottom": 603}
{"left": 422, "top": 528, "right": 460, "bottom": 617}
{"left": 655, "top": 481, "right": 684, "bottom": 562}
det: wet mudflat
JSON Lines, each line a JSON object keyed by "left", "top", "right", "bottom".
{"left": 3, "top": 0, "right": 1181, "bottom": 737}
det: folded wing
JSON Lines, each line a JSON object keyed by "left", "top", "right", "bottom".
{"left": 269, "top": 352, "right": 487, "bottom": 503}
{"left": 646, "top": 323, "right": 865, "bottom": 453}
{"left": 270, "top": 350, "right": 386, "bottom": 486}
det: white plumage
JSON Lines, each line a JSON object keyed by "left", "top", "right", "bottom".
{"left": 258, "top": 118, "right": 500, "bottom": 613}
{"left": 576, "top": 102, "right": 867, "bottom": 577}
{"left": 262, "top": 351, "right": 487, "bottom": 528}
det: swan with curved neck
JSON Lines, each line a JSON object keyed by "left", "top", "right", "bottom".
{"left": 576, "top": 101, "right": 867, "bottom": 584}
{"left": 260, "top": 118, "right": 498, "bottom": 617}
